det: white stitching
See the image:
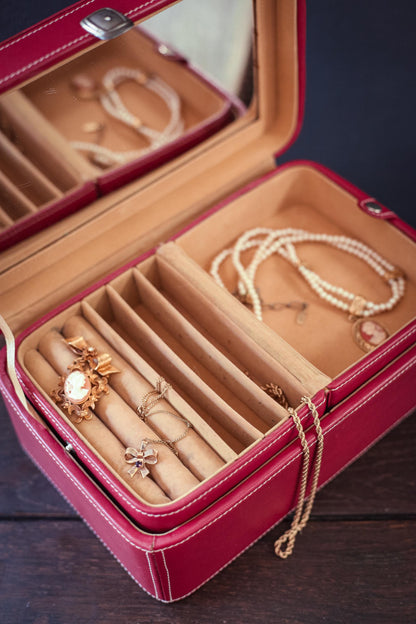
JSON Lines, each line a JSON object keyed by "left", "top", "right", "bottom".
{"left": 320, "top": 360, "right": 415, "bottom": 438}
{"left": 25, "top": 388, "right": 411, "bottom": 605}
{"left": 145, "top": 551, "right": 159, "bottom": 600}
{"left": 0, "top": 0, "right": 162, "bottom": 87}
{"left": 161, "top": 404, "right": 416, "bottom": 602}
{"left": 3, "top": 355, "right": 414, "bottom": 599}
{"left": 24, "top": 378, "right": 326, "bottom": 519}
{"left": 161, "top": 550, "right": 172, "bottom": 602}
{"left": 156, "top": 356, "right": 416, "bottom": 553}
{"left": 0, "top": 35, "right": 90, "bottom": 86}
{"left": 124, "top": 1, "right": 165, "bottom": 18}
{"left": 2, "top": 395, "right": 147, "bottom": 550}
{"left": 0, "top": 0, "right": 96, "bottom": 52}
{"left": 17, "top": 429, "right": 160, "bottom": 600}
{"left": 3, "top": 382, "right": 323, "bottom": 555}
{"left": 331, "top": 324, "right": 415, "bottom": 392}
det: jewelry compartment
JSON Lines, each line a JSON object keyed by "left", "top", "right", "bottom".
{"left": 167, "top": 162, "right": 416, "bottom": 379}
{"left": 22, "top": 27, "right": 239, "bottom": 171}
{"left": 0, "top": 6, "right": 250, "bottom": 250}
{"left": 11, "top": 158, "right": 415, "bottom": 531}
{"left": 15, "top": 245, "right": 307, "bottom": 525}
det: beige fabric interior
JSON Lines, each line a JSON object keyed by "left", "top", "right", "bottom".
{"left": 23, "top": 27, "right": 229, "bottom": 169}
{"left": 15, "top": 159, "right": 415, "bottom": 504}
{"left": 0, "top": 0, "right": 299, "bottom": 312}
{"left": 17, "top": 297, "right": 241, "bottom": 505}
{"left": 173, "top": 163, "right": 416, "bottom": 378}
{"left": 0, "top": 129, "right": 63, "bottom": 207}
{"left": 0, "top": 93, "right": 87, "bottom": 197}
{"left": 0, "top": 26, "right": 233, "bottom": 228}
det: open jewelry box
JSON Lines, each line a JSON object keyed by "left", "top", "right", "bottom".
{"left": 0, "top": 0, "right": 415, "bottom": 603}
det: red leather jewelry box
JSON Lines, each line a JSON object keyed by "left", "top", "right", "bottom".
{"left": 0, "top": 0, "right": 415, "bottom": 603}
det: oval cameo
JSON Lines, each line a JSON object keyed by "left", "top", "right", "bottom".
{"left": 353, "top": 319, "right": 389, "bottom": 352}
{"left": 63, "top": 370, "right": 91, "bottom": 404}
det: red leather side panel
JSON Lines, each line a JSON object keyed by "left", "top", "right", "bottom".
{"left": 152, "top": 345, "right": 416, "bottom": 600}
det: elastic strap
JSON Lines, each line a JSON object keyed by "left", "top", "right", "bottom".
{"left": 274, "top": 396, "right": 324, "bottom": 559}
{"left": 0, "top": 314, "right": 46, "bottom": 427}
{"left": 0, "top": 313, "right": 29, "bottom": 410}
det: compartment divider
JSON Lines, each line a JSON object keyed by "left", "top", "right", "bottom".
{"left": 156, "top": 242, "right": 332, "bottom": 397}
{"left": 0, "top": 91, "right": 98, "bottom": 190}
{"left": 0, "top": 130, "right": 63, "bottom": 205}
{"left": 131, "top": 267, "right": 288, "bottom": 426}
{"left": 0, "top": 205, "right": 13, "bottom": 227}
{"left": 109, "top": 279, "right": 272, "bottom": 433}
{"left": 63, "top": 310, "right": 230, "bottom": 479}
{"left": 0, "top": 169, "right": 37, "bottom": 219}
{"left": 89, "top": 284, "right": 263, "bottom": 450}
{"left": 81, "top": 298, "right": 238, "bottom": 463}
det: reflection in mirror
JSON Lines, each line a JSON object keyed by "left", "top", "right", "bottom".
{"left": 0, "top": 0, "right": 254, "bottom": 241}
{"left": 142, "top": 0, "right": 253, "bottom": 105}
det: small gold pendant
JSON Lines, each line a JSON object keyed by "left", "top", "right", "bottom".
{"left": 352, "top": 318, "right": 389, "bottom": 352}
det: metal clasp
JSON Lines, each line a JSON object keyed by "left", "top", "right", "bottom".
{"left": 81, "top": 8, "right": 134, "bottom": 41}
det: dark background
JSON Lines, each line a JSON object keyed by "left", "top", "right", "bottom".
{"left": 0, "top": 0, "right": 415, "bottom": 226}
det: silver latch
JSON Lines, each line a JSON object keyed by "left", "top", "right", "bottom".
{"left": 365, "top": 201, "right": 383, "bottom": 215}
{"left": 80, "top": 8, "right": 134, "bottom": 41}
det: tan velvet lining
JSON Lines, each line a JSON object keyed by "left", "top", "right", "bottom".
{"left": 173, "top": 164, "right": 416, "bottom": 378}
{"left": 0, "top": 130, "right": 62, "bottom": 207}
{"left": 23, "top": 27, "right": 228, "bottom": 167}
{"left": 0, "top": 92, "right": 90, "bottom": 190}
{"left": 17, "top": 294, "right": 246, "bottom": 504}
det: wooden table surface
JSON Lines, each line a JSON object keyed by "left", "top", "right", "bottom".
{"left": 1, "top": 397, "right": 415, "bottom": 624}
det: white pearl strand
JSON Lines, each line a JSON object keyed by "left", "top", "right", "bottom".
{"left": 70, "top": 67, "right": 183, "bottom": 166}
{"left": 210, "top": 228, "right": 406, "bottom": 322}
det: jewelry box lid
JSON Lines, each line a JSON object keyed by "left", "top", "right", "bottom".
{"left": 0, "top": 0, "right": 305, "bottom": 134}
{"left": 0, "top": 0, "right": 305, "bottom": 186}
{"left": 0, "top": 0, "right": 305, "bottom": 331}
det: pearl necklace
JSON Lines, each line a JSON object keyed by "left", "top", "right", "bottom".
{"left": 70, "top": 67, "right": 183, "bottom": 166}
{"left": 210, "top": 228, "right": 406, "bottom": 352}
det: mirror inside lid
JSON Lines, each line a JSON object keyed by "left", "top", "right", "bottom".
{"left": 0, "top": 0, "right": 256, "bottom": 251}
{"left": 0, "top": 1, "right": 302, "bottom": 262}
